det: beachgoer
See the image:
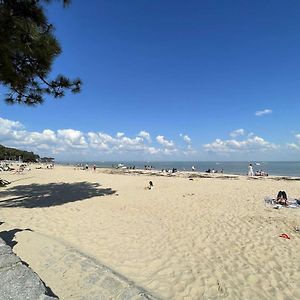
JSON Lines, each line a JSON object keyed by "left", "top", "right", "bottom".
{"left": 276, "top": 191, "right": 288, "bottom": 206}
{"left": 149, "top": 181, "right": 153, "bottom": 189}
{"left": 0, "top": 179, "right": 11, "bottom": 187}
{"left": 192, "top": 166, "right": 195, "bottom": 171}
{"left": 248, "top": 164, "right": 254, "bottom": 177}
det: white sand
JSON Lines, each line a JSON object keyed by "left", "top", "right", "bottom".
{"left": 0, "top": 165, "right": 300, "bottom": 299}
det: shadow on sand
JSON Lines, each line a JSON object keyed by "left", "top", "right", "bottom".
{"left": 0, "top": 228, "right": 33, "bottom": 249}
{"left": 0, "top": 182, "right": 116, "bottom": 208}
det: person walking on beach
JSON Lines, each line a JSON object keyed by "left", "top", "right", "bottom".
{"left": 248, "top": 163, "right": 254, "bottom": 177}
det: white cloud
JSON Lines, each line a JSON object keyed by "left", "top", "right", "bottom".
{"left": 57, "top": 129, "right": 82, "bottom": 141}
{"left": 97, "top": 133, "right": 116, "bottom": 144}
{"left": 255, "top": 109, "right": 272, "bottom": 117}
{"left": 87, "top": 132, "right": 111, "bottom": 151}
{"left": 156, "top": 135, "right": 175, "bottom": 148}
{"left": 179, "top": 133, "right": 196, "bottom": 155}
{"left": 57, "top": 129, "right": 87, "bottom": 148}
{"left": 183, "top": 144, "right": 197, "bottom": 156}
{"left": 162, "top": 148, "right": 178, "bottom": 155}
{"left": 20, "top": 130, "right": 57, "bottom": 147}
{"left": 203, "top": 135, "right": 278, "bottom": 154}
{"left": 116, "top": 132, "right": 125, "bottom": 138}
{"left": 146, "top": 147, "right": 160, "bottom": 154}
{"left": 89, "top": 132, "right": 147, "bottom": 153}
{"left": 285, "top": 134, "right": 300, "bottom": 151}
{"left": 118, "top": 136, "right": 145, "bottom": 151}
{"left": 230, "top": 129, "right": 245, "bottom": 138}
{"left": 0, "top": 117, "right": 178, "bottom": 158}
{"left": 0, "top": 117, "right": 26, "bottom": 142}
{"left": 5, "top": 116, "right": 297, "bottom": 160}
{"left": 138, "top": 130, "right": 151, "bottom": 141}
{"left": 181, "top": 134, "right": 191, "bottom": 143}
{"left": 287, "top": 143, "right": 300, "bottom": 150}
{"left": 0, "top": 117, "right": 24, "bottom": 130}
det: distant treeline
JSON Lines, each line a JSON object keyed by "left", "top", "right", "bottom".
{"left": 0, "top": 144, "right": 40, "bottom": 162}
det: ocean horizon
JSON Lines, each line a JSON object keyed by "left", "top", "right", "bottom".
{"left": 59, "top": 161, "right": 300, "bottom": 177}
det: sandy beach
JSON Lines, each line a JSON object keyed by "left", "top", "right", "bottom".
{"left": 0, "top": 165, "right": 300, "bottom": 299}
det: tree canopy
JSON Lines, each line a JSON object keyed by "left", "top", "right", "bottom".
{"left": 0, "top": 0, "right": 81, "bottom": 105}
{"left": 0, "top": 144, "right": 40, "bottom": 162}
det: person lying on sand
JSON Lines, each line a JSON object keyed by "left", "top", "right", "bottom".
{"left": 0, "top": 179, "right": 11, "bottom": 187}
{"left": 276, "top": 191, "right": 288, "bottom": 206}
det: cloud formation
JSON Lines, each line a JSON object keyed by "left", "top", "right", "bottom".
{"left": 286, "top": 133, "right": 300, "bottom": 151}
{"left": 138, "top": 130, "right": 151, "bottom": 141}
{"left": 203, "top": 135, "right": 278, "bottom": 154}
{"left": 255, "top": 109, "right": 272, "bottom": 117}
{"left": 179, "top": 134, "right": 191, "bottom": 144}
{"left": 156, "top": 135, "right": 175, "bottom": 148}
{"left": 2, "top": 116, "right": 299, "bottom": 160}
{"left": 286, "top": 143, "right": 299, "bottom": 150}
{"left": 230, "top": 129, "right": 245, "bottom": 138}
{"left": 116, "top": 132, "right": 125, "bottom": 138}
{"left": 0, "top": 117, "right": 183, "bottom": 159}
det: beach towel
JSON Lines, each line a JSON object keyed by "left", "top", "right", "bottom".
{"left": 264, "top": 196, "right": 300, "bottom": 209}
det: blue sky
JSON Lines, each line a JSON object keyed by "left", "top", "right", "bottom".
{"left": 1, "top": 0, "right": 300, "bottom": 161}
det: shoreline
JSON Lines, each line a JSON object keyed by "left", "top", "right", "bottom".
{"left": 93, "top": 167, "right": 300, "bottom": 181}
{"left": 3, "top": 160, "right": 300, "bottom": 178}
{"left": 59, "top": 161, "right": 300, "bottom": 178}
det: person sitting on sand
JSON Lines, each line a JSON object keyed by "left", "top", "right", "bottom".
{"left": 148, "top": 181, "right": 153, "bottom": 190}
{"left": 276, "top": 191, "right": 288, "bottom": 206}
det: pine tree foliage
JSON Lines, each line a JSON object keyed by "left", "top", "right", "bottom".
{"left": 0, "top": 144, "right": 40, "bottom": 162}
{"left": 0, "top": 0, "right": 81, "bottom": 105}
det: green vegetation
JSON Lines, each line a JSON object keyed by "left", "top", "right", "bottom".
{"left": 0, "top": 144, "right": 40, "bottom": 162}
{"left": 0, "top": 0, "right": 81, "bottom": 105}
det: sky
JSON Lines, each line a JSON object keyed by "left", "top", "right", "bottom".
{"left": 1, "top": 0, "right": 300, "bottom": 161}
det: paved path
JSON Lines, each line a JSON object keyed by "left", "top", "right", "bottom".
{"left": 0, "top": 233, "right": 160, "bottom": 300}
{"left": 0, "top": 237, "right": 57, "bottom": 300}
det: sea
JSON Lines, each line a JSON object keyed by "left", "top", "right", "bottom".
{"left": 62, "top": 161, "right": 300, "bottom": 177}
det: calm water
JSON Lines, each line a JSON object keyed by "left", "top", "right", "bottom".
{"left": 64, "top": 161, "right": 300, "bottom": 177}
